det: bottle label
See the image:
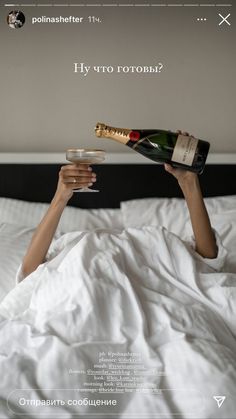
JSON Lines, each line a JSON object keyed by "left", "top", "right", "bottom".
{"left": 171, "top": 135, "right": 198, "bottom": 166}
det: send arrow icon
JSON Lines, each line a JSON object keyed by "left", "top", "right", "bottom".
{"left": 213, "top": 396, "right": 226, "bottom": 408}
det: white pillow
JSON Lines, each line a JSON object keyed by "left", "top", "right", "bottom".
{"left": 121, "top": 196, "right": 236, "bottom": 273}
{"left": 209, "top": 211, "right": 236, "bottom": 273}
{"left": 205, "top": 195, "right": 236, "bottom": 214}
{"left": 0, "top": 197, "right": 123, "bottom": 232}
{"left": 121, "top": 195, "right": 236, "bottom": 232}
{"left": 0, "top": 223, "right": 34, "bottom": 302}
{"left": 121, "top": 197, "right": 191, "bottom": 236}
{"left": 0, "top": 222, "right": 66, "bottom": 302}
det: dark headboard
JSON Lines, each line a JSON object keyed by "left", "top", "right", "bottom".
{"left": 0, "top": 163, "right": 235, "bottom": 208}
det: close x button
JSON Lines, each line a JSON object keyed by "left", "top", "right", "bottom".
{"left": 218, "top": 13, "right": 231, "bottom": 26}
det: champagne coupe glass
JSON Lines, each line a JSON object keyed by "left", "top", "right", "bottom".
{"left": 66, "top": 149, "right": 105, "bottom": 193}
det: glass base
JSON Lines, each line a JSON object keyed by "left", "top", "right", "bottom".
{"left": 73, "top": 187, "right": 99, "bottom": 193}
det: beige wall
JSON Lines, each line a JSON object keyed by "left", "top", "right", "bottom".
{"left": 0, "top": 1, "right": 235, "bottom": 153}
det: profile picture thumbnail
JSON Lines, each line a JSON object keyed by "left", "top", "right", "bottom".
{"left": 7, "top": 10, "right": 25, "bottom": 29}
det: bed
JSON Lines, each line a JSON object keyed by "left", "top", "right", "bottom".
{"left": 0, "top": 153, "right": 236, "bottom": 419}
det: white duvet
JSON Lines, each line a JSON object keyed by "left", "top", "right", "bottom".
{"left": 0, "top": 226, "right": 236, "bottom": 418}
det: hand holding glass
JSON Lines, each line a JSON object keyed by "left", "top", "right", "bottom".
{"left": 66, "top": 149, "right": 105, "bottom": 192}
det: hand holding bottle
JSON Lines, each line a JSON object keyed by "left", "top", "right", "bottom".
{"left": 164, "top": 130, "right": 198, "bottom": 187}
{"left": 164, "top": 131, "right": 217, "bottom": 259}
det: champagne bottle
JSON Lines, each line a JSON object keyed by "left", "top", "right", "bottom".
{"left": 95, "top": 123, "right": 210, "bottom": 174}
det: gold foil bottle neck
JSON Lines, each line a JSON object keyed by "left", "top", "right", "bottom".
{"left": 95, "top": 122, "right": 131, "bottom": 144}
{"left": 95, "top": 123, "right": 107, "bottom": 137}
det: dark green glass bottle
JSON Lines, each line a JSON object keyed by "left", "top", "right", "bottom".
{"left": 95, "top": 123, "right": 210, "bottom": 174}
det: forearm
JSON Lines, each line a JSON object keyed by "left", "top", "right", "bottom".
{"left": 179, "top": 176, "right": 218, "bottom": 259}
{"left": 21, "top": 196, "right": 66, "bottom": 278}
{"left": 20, "top": 163, "right": 96, "bottom": 279}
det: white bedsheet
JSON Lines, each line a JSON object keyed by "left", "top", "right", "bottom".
{"left": 0, "top": 226, "right": 235, "bottom": 418}
{"left": 0, "top": 199, "right": 123, "bottom": 302}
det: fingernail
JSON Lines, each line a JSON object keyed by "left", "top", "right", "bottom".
{"left": 88, "top": 167, "right": 92, "bottom": 171}
{"left": 88, "top": 183, "right": 93, "bottom": 186}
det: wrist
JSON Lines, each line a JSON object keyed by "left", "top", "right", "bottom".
{"left": 51, "top": 192, "right": 69, "bottom": 209}
{"left": 178, "top": 174, "right": 201, "bottom": 196}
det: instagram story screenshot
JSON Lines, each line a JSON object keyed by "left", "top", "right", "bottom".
{"left": 0, "top": 0, "right": 236, "bottom": 418}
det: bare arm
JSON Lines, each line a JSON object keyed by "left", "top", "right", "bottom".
{"left": 21, "top": 164, "right": 96, "bottom": 279}
{"left": 164, "top": 132, "right": 217, "bottom": 259}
